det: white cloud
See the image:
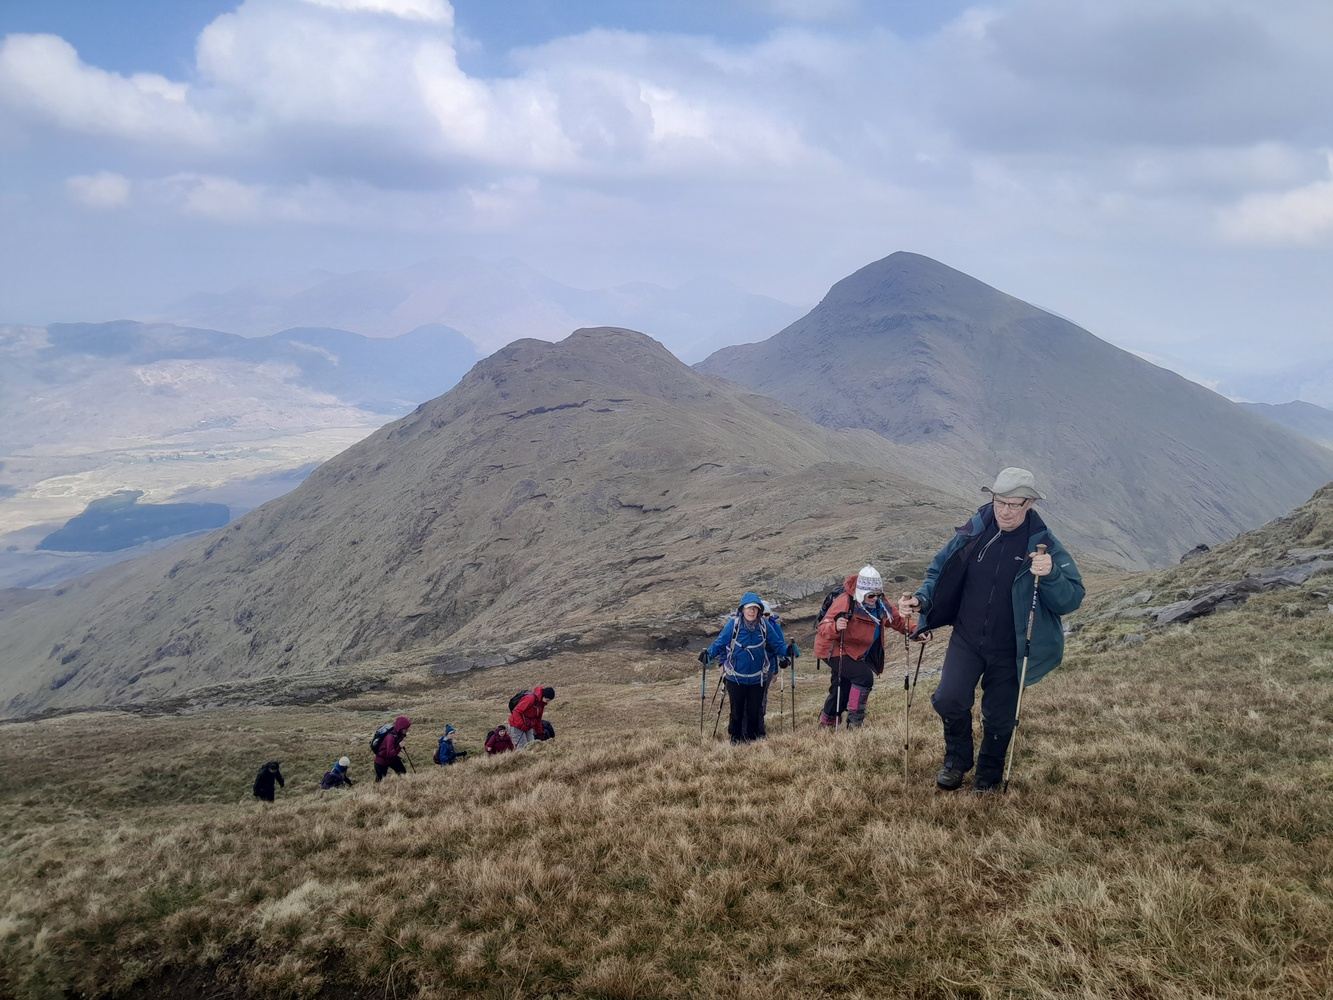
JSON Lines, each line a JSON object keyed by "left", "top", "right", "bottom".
{"left": 66, "top": 171, "right": 131, "bottom": 209}
{"left": 745, "top": 0, "right": 859, "bottom": 21}
{"left": 301, "top": 0, "right": 452, "bottom": 23}
{"left": 0, "top": 34, "right": 214, "bottom": 147}
{"left": 1217, "top": 155, "right": 1333, "bottom": 244}
{"left": 152, "top": 174, "right": 266, "bottom": 222}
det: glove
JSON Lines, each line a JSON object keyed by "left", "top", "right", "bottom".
{"left": 778, "top": 657, "right": 792, "bottom": 669}
{"left": 786, "top": 641, "right": 800, "bottom": 659}
{"left": 697, "top": 649, "right": 709, "bottom": 666}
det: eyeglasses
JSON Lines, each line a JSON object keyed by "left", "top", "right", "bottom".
{"left": 992, "top": 497, "right": 1030, "bottom": 512}
{"left": 864, "top": 592, "right": 882, "bottom": 600}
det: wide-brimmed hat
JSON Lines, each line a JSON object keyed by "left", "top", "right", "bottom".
{"left": 982, "top": 467, "right": 1045, "bottom": 501}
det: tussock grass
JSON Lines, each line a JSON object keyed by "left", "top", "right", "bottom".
{"left": 1, "top": 582, "right": 1330, "bottom": 998}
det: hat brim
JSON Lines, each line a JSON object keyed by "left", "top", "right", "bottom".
{"left": 982, "top": 486, "right": 1045, "bottom": 500}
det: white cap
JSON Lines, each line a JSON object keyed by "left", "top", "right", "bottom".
{"left": 854, "top": 565, "right": 883, "bottom": 604}
{"left": 338, "top": 756, "right": 350, "bottom": 768}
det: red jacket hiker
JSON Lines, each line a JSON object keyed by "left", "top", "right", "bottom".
{"left": 508, "top": 686, "right": 553, "bottom": 733}
{"left": 816, "top": 566, "right": 907, "bottom": 729}
{"left": 375, "top": 715, "right": 412, "bottom": 766}
{"left": 815, "top": 575, "right": 909, "bottom": 661}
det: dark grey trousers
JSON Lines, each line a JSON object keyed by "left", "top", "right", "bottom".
{"left": 930, "top": 635, "right": 1019, "bottom": 780}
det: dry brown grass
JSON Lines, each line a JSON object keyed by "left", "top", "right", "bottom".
{"left": 1, "top": 577, "right": 1330, "bottom": 999}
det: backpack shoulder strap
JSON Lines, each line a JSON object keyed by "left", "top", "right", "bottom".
{"left": 724, "top": 613, "right": 743, "bottom": 671}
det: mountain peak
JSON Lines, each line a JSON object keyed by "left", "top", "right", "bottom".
{"left": 818, "top": 251, "right": 1015, "bottom": 317}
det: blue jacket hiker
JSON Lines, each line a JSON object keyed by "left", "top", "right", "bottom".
{"left": 900, "top": 468, "right": 1084, "bottom": 793}
{"left": 320, "top": 756, "right": 354, "bottom": 791}
{"left": 433, "top": 724, "right": 468, "bottom": 765}
{"left": 702, "top": 591, "right": 786, "bottom": 743}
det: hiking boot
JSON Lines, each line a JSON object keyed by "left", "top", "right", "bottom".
{"left": 972, "top": 776, "right": 1002, "bottom": 794}
{"left": 935, "top": 764, "right": 964, "bottom": 791}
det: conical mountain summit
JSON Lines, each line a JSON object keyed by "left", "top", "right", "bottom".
{"left": 699, "top": 252, "right": 1333, "bottom": 567}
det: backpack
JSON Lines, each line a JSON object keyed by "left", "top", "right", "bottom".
{"left": 508, "top": 689, "right": 530, "bottom": 712}
{"left": 369, "top": 722, "right": 395, "bottom": 754}
{"left": 485, "top": 725, "right": 514, "bottom": 755}
{"left": 815, "top": 587, "right": 847, "bottom": 669}
{"left": 537, "top": 720, "right": 555, "bottom": 741}
{"left": 817, "top": 587, "right": 845, "bottom": 627}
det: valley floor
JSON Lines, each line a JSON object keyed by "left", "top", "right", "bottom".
{"left": 0, "top": 584, "right": 1330, "bottom": 999}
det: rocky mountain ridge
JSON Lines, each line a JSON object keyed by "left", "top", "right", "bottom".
{"left": 0, "top": 327, "right": 972, "bottom": 720}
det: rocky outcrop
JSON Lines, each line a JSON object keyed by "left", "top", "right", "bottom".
{"left": 1092, "top": 547, "right": 1333, "bottom": 628}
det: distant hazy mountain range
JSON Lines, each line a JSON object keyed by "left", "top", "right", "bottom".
{"left": 1222, "top": 364, "right": 1333, "bottom": 411}
{"left": 1240, "top": 400, "right": 1333, "bottom": 448}
{"left": 159, "top": 258, "right": 805, "bottom": 362}
{"left": 0, "top": 321, "right": 481, "bottom": 584}
{"left": 698, "top": 253, "right": 1333, "bottom": 568}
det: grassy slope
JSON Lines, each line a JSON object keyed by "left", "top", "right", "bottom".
{"left": 1, "top": 532, "right": 1330, "bottom": 997}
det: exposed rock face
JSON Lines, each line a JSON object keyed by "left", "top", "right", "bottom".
{"left": 1079, "top": 485, "right": 1333, "bottom": 630}
{"left": 0, "top": 328, "right": 971, "bottom": 719}
{"left": 1179, "top": 544, "right": 1210, "bottom": 564}
{"left": 698, "top": 253, "right": 1333, "bottom": 569}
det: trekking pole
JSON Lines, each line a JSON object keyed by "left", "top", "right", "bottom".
{"left": 699, "top": 656, "right": 708, "bottom": 739}
{"left": 832, "top": 614, "right": 848, "bottom": 729}
{"left": 783, "top": 650, "right": 794, "bottom": 730}
{"left": 712, "top": 675, "right": 729, "bottom": 740}
{"left": 903, "top": 637, "right": 924, "bottom": 783}
{"left": 1003, "top": 544, "right": 1046, "bottom": 793}
{"left": 710, "top": 672, "right": 725, "bottom": 707}
{"left": 403, "top": 748, "right": 416, "bottom": 774}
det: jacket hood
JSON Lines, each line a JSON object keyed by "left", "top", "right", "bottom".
{"left": 736, "top": 591, "right": 765, "bottom": 613}
{"left": 841, "top": 574, "right": 858, "bottom": 595}
{"left": 394, "top": 715, "right": 412, "bottom": 731}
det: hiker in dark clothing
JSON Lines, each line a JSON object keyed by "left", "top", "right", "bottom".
{"left": 320, "top": 756, "right": 354, "bottom": 791}
{"left": 433, "top": 724, "right": 468, "bottom": 765}
{"left": 253, "top": 760, "right": 285, "bottom": 802}
{"left": 900, "top": 468, "right": 1084, "bottom": 792}
{"left": 702, "top": 591, "right": 786, "bottom": 743}
{"left": 815, "top": 566, "right": 909, "bottom": 728}
{"left": 373, "top": 715, "right": 412, "bottom": 782}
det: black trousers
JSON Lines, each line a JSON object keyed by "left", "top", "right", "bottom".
{"left": 820, "top": 657, "right": 876, "bottom": 726}
{"left": 758, "top": 671, "right": 774, "bottom": 737}
{"left": 726, "top": 680, "right": 766, "bottom": 743}
{"left": 374, "top": 757, "right": 407, "bottom": 782}
{"left": 930, "top": 634, "right": 1019, "bottom": 780}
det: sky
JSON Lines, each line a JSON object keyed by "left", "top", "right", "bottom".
{"left": 2, "top": 0, "right": 1332, "bottom": 403}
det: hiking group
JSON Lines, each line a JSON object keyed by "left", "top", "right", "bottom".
{"left": 253, "top": 465, "right": 1082, "bottom": 800}
{"left": 252, "top": 684, "right": 556, "bottom": 802}
{"left": 701, "top": 467, "right": 1084, "bottom": 792}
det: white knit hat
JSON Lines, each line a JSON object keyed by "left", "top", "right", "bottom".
{"left": 854, "top": 565, "right": 883, "bottom": 604}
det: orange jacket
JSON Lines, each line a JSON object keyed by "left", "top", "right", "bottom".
{"left": 815, "top": 575, "right": 909, "bottom": 660}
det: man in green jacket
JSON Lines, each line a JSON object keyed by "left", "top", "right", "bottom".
{"left": 899, "top": 468, "right": 1084, "bottom": 792}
